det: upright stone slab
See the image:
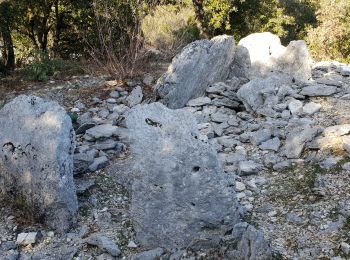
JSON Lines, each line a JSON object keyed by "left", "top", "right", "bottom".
{"left": 155, "top": 35, "right": 235, "bottom": 109}
{"left": 233, "top": 32, "right": 312, "bottom": 81}
{"left": 125, "top": 102, "right": 241, "bottom": 249}
{"left": 0, "top": 95, "right": 78, "bottom": 231}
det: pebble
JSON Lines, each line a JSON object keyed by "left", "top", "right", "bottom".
{"left": 16, "top": 232, "right": 39, "bottom": 246}
{"left": 235, "top": 181, "right": 246, "bottom": 192}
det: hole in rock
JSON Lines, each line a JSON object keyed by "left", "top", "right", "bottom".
{"left": 145, "top": 118, "right": 162, "bottom": 127}
{"left": 192, "top": 166, "right": 200, "bottom": 172}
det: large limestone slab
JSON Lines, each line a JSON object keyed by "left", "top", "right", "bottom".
{"left": 155, "top": 35, "right": 235, "bottom": 109}
{"left": 0, "top": 95, "right": 78, "bottom": 231}
{"left": 234, "top": 32, "right": 312, "bottom": 81}
{"left": 125, "top": 102, "right": 240, "bottom": 249}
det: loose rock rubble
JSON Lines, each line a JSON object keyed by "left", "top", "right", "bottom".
{"left": 1, "top": 32, "right": 350, "bottom": 259}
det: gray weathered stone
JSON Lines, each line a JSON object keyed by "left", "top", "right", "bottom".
{"left": 259, "top": 137, "right": 281, "bottom": 152}
{"left": 303, "top": 102, "right": 322, "bottom": 115}
{"left": 284, "top": 126, "right": 322, "bottom": 159}
{"left": 0, "top": 95, "right": 78, "bottom": 231}
{"left": 88, "top": 156, "right": 109, "bottom": 172}
{"left": 126, "top": 86, "right": 143, "bottom": 107}
{"left": 237, "top": 73, "right": 294, "bottom": 112}
{"left": 288, "top": 99, "right": 303, "bottom": 115}
{"left": 155, "top": 35, "right": 236, "bottom": 108}
{"left": 187, "top": 97, "right": 212, "bottom": 107}
{"left": 16, "top": 232, "right": 39, "bottom": 246}
{"left": 250, "top": 129, "right": 272, "bottom": 145}
{"left": 132, "top": 248, "right": 164, "bottom": 260}
{"left": 124, "top": 102, "right": 240, "bottom": 249}
{"left": 87, "top": 234, "right": 121, "bottom": 257}
{"left": 235, "top": 32, "right": 312, "bottom": 81}
{"left": 85, "top": 124, "right": 119, "bottom": 140}
{"left": 228, "top": 222, "right": 272, "bottom": 260}
{"left": 340, "top": 66, "right": 350, "bottom": 77}
{"left": 238, "top": 160, "right": 261, "bottom": 176}
{"left": 300, "top": 84, "right": 338, "bottom": 96}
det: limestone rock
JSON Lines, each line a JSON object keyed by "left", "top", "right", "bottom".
{"left": 259, "top": 137, "right": 281, "bottom": 152}
{"left": 229, "top": 222, "right": 272, "bottom": 260}
{"left": 126, "top": 86, "right": 143, "bottom": 107}
{"left": 300, "top": 84, "right": 338, "bottom": 96}
{"left": 16, "top": 232, "right": 39, "bottom": 246}
{"left": 235, "top": 32, "right": 312, "bottom": 81}
{"left": 237, "top": 72, "right": 293, "bottom": 112}
{"left": 85, "top": 124, "right": 119, "bottom": 140}
{"left": 87, "top": 234, "right": 121, "bottom": 257}
{"left": 132, "top": 248, "right": 164, "bottom": 260}
{"left": 124, "top": 102, "right": 240, "bottom": 249}
{"left": 155, "top": 35, "right": 235, "bottom": 108}
{"left": 284, "top": 126, "right": 322, "bottom": 159}
{"left": 0, "top": 95, "right": 78, "bottom": 231}
{"left": 187, "top": 97, "right": 211, "bottom": 107}
{"left": 303, "top": 102, "right": 322, "bottom": 115}
{"left": 288, "top": 99, "right": 303, "bottom": 115}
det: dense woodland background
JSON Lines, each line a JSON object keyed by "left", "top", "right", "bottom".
{"left": 0, "top": 0, "right": 349, "bottom": 81}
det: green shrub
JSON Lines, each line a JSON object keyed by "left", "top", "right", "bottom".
{"left": 25, "top": 50, "right": 66, "bottom": 82}
{"left": 142, "top": 3, "right": 200, "bottom": 55}
{"left": 307, "top": 0, "right": 350, "bottom": 63}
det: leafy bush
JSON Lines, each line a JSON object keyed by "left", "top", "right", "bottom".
{"left": 25, "top": 50, "right": 66, "bottom": 82}
{"left": 142, "top": 3, "right": 200, "bottom": 55}
{"left": 307, "top": 0, "right": 350, "bottom": 63}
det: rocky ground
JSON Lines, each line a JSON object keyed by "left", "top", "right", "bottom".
{"left": 2, "top": 33, "right": 350, "bottom": 260}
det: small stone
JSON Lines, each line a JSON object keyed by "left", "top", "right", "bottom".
{"left": 126, "top": 86, "right": 143, "bottom": 107}
{"left": 76, "top": 123, "right": 96, "bottom": 135}
{"left": 143, "top": 74, "right": 154, "bottom": 85}
{"left": 238, "top": 160, "right": 261, "bottom": 176}
{"left": 71, "top": 107, "right": 80, "bottom": 113}
{"left": 236, "top": 192, "right": 246, "bottom": 199}
{"left": 342, "top": 162, "right": 350, "bottom": 171}
{"left": 267, "top": 211, "right": 277, "bottom": 217}
{"left": 87, "top": 234, "right": 121, "bottom": 257}
{"left": 320, "top": 156, "right": 342, "bottom": 169}
{"left": 0, "top": 241, "right": 16, "bottom": 251}
{"left": 288, "top": 99, "right": 303, "bottom": 115}
{"left": 211, "top": 111, "right": 230, "bottom": 123}
{"left": 85, "top": 124, "right": 119, "bottom": 139}
{"left": 106, "top": 98, "right": 117, "bottom": 104}
{"left": 281, "top": 110, "right": 291, "bottom": 119}
{"left": 113, "top": 104, "right": 130, "bottom": 114}
{"left": 341, "top": 242, "right": 350, "bottom": 254}
{"left": 300, "top": 84, "right": 338, "bottom": 96}
{"left": 250, "top": 129, "right": 272, "bottom": 145}
{"left": 132, "top": 247, "right": 164, "bottom": 260}
{"left": 109, "top": 91, "right": 120, "bottom": 98}
{"left": 303, "top": 102, "right": 321, "bottom": 115}
{"left": 88, "top": 156, "right": 109, "bottom": 172}
{"left": 16, "top": 232, "right": 39, "bottom": 246}
{"left": 187, "top": 97, "right": 211, "bottom": 107}
{"left": 259, "top": 137, "right": 281, "bottom": 152}
{"left": 340, "top": 66, "right": 350, "bottom": 76}
{"left": 127, "top": 241, "right": 138, "bottom": 248}
{"left": 235, "top": 181, "right": 246, "bottom": 192}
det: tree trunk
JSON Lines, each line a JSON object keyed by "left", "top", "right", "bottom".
{"left": 2, "top": 25, "right": 15, "bottom": 70}
{"left": 192, "top": 0, "right": 210, "bottom": 37}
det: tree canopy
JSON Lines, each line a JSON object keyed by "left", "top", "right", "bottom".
{"left": 0, "top": 0, "right": 349, "bottom": 78}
